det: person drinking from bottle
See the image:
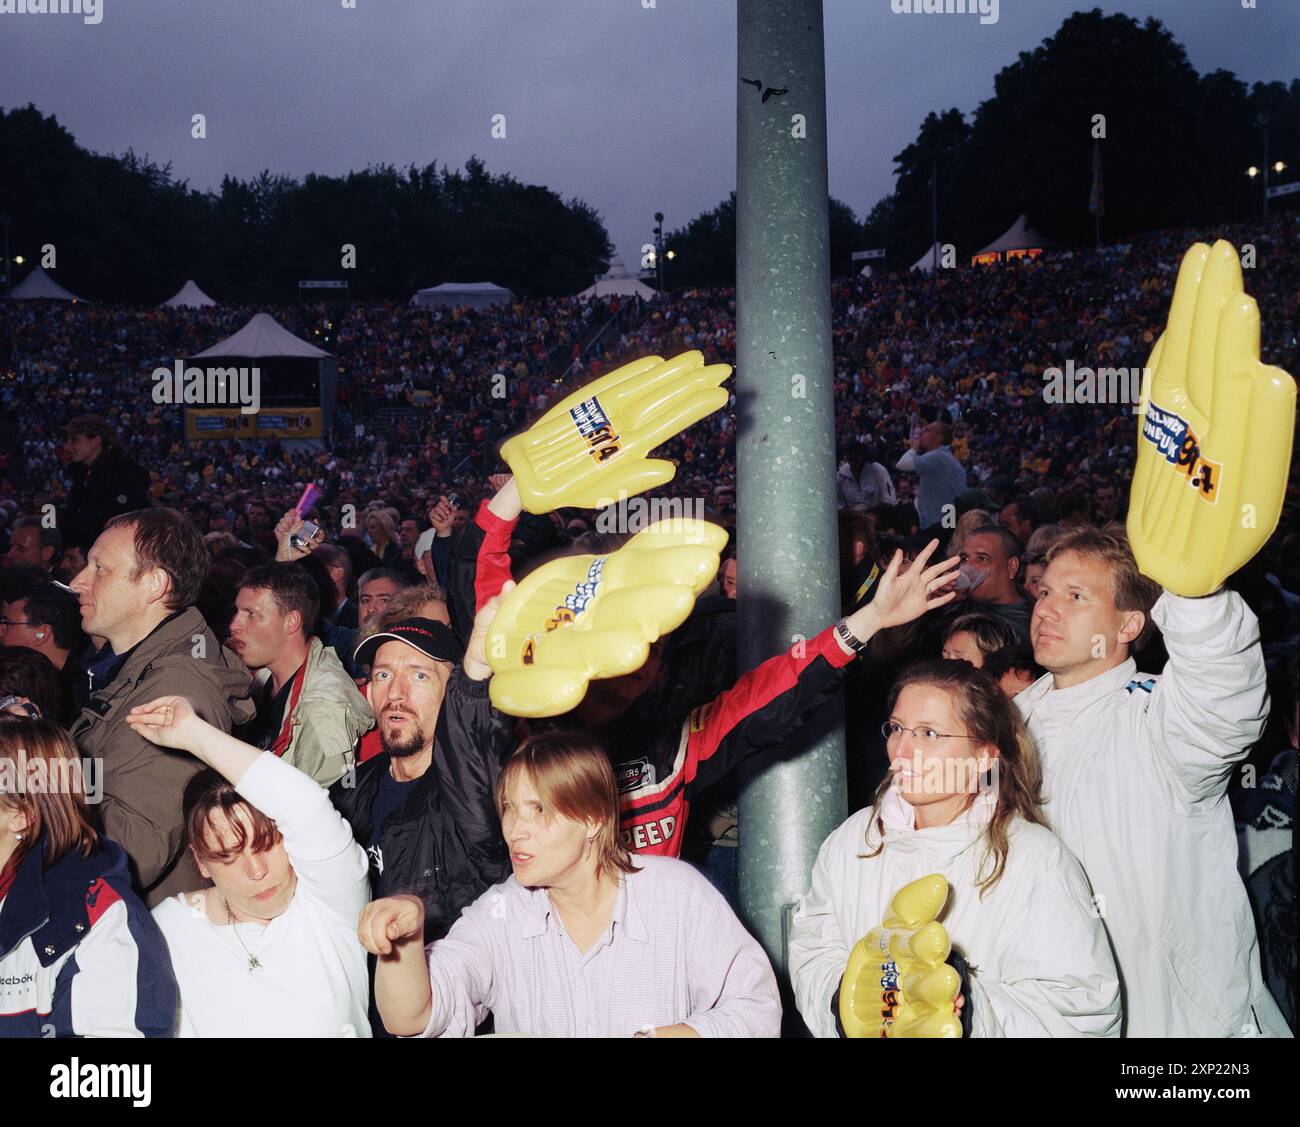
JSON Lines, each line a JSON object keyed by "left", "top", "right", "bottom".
{"left": 127, "top": 694, "right": 371, "bottom": 1038}
{"left": 789, "top": 660, "right": 1120, "bottom": 1038}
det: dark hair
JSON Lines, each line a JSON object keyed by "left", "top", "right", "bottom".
{"left": 964, "top": 523, "right": 1023, "bottom": 560}
{"left": 1009, "top": 495, "right": 1040, "bottom": 528}
{"left": 0, "top": 646, "right": 64, "bottom": 720}
{"left": 183, "top": 768, "right": 283, "bottom": 865}
{"left": 866, "top": 660, "right": 1044, "bottom": 896}
{"left": 312, "top": 543, "right": 353, "bottom": 590}
{"left": 943, "top": 613, "right": 1021, "bottom": 663}
{"left": 982, "top": 643, "right": 1045, "bottom": 684}
{"left": 16, "top": 583, "right": 83, "bottom": 651}
{"left": 1056, "top": 489, "right": 1092, "bottom": 522}
{"left": 103, "top": 508, "right": 208, "bottom": 610}
{"left": 11, "top": 515, "right": 63, "bottom": 563}
{"left": 238, "top": 562, "right": 321, "bottom": 636}
{"left": 357, "top": 567, "right": 414, "bottom": 593}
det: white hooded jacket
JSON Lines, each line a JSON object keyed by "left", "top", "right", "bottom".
{"left": 788, "top": 794, "right": 1120, "bottom": 1038}
{"left": 1014, "top": 589, "right": 1291, "bottom": 1038}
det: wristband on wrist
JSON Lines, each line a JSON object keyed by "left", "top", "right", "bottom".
{"left": 835, "top": 618, "right": 868, "bottom": 655}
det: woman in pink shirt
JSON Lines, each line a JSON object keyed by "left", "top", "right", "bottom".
{"left": 359, "top": 731, "right": 780, "bottom": 1038}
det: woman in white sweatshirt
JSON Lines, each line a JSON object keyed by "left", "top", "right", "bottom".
{"left": 126, "top": 694, "right": 371, "bottom": 1038}
{"left": 789, "top": 659, "right": 1120, "bottom": 1037}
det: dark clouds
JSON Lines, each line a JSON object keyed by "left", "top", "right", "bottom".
{"left": 1, "top": 0, "right": 1294, "bottom": 283}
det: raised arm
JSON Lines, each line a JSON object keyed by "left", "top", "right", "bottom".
{"left": 1142, "top": 588, "right": 1268, "bottom": 803}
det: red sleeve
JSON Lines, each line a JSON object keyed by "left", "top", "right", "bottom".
{"left": 471, "top": 501, "right": 517, "bottom": 612}
{"left": 684, "top": 623, "right": 856, "bottom": 791}
{"left": 85, "top": 877, "right": 124, "bottom": 928}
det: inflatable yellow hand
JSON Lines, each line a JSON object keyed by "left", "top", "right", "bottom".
{"left": 1128, "top": 240, "right": 1295, "bottom": 596}
{"left": 486, "top": 518, "right": 729, "bottom": 717}
{"left": 840, "top": 873, "right": 962, "bottom": 1039}
{"left": 499, "top": 351, "right": 732, "bottom": 514}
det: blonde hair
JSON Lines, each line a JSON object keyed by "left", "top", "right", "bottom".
{"left": 496, "top": 731, "right": 637, "bottom": 880}
{"left": 948, "top": 509, "right": 992, "bottom": 557}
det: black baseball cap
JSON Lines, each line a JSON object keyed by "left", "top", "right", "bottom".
{"left": 353, "top": 617, "right": 463, "bottom": 669}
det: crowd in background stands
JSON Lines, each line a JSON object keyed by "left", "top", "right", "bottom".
{"left": 0, "top": 213, "right": 1296, "bottom": 1038}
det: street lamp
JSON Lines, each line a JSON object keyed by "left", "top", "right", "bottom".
{"left": 653, "top": 211, "right": 664, "bottom": 294}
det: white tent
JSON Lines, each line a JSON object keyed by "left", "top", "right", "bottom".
{"left": 410, "top": 281, "right": 515, "bottom": 310}
{"left": 192, "top": 312, "right": 331, "bottom": 359}
{"left": 576, "top": 256, "right": 656, "bottom": 301}
{"left": 910, "top": 242, "right": 947, "bottom": 273}
{"left": 161, "top": 279, "right": 217, "bottom": 308}
{"left": 971, "top": 215, "right": 1058, "bottom": 263}
{"left": 9, "top": 266, "right": 86, "bottom": 302}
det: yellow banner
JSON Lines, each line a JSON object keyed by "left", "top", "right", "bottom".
{"left": 186, "top": 408, "right": 323, "bottom": 440}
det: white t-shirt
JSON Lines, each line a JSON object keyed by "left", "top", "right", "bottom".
{"left": 152, "top": 753, "right": 372, "bottom": 1038}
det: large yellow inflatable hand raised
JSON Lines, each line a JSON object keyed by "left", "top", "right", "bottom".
{"left": 840, "top": 873, "right": 962, "bottom": 1038}
{"left": 486, "top": 518, "right": 729, "bottom": 717}
{"left": 1128, "top": 240, "right": 1295, "bottom": 596}
{"left": 499, "top": 351, "right": 732, "bottom": 514}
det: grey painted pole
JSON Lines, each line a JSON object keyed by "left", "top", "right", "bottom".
{"left": 735, "top": 0, "right": 845, "bottom": 1007}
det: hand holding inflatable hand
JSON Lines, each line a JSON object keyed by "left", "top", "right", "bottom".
{"left": 486, "top": 518, "right": 728, "bottom": 717}
{"left": 499, "top": 351, "right": 732, "bottom": 513}
{"left": 840, "top": 873, "right": 963, "bottom": 1038}
{"left": 1128, "top": 240, "right": 1295, "bottom": 596}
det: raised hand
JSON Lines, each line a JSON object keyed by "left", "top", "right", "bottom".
{"left": 485, "top": 519, "right": 729, "bottom": 717}
{"left": 499, "top": 351, "right": 732, "bottom": 513}
{"left": 846, "top": 540, "right": 960, "bottom": 639}
{"left": 125, "top": 695, "right": 205, "bottom": 753}
{"left": 273, "top": 508, "right": 311, "bottom": 561}
{"left": 1128, "top": 240, "right": 1295, "bottom": 596}
{"left": 427, "top": 495, "right": 456, "bottom": 537}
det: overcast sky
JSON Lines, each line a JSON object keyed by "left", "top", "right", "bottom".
{"left": 2, "top": 0, "right": 1295, "bottom": 281}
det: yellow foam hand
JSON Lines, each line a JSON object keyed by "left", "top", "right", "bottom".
{"left": 840, "top": 873, "right": 962, "bottom": 1039}
{"left": 1128, "top": 240, "right": 1295, "bottom": 596}
{"left": 499, "top": 351, "right": 732, "bottom": 513}
{"left": 486, "top": 518, "right": 729, "bottom": 717}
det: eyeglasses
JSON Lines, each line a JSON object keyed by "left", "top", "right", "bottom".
{"left": 0, "top": 619, "right": 35, "bottom": 628}
{"left": 881, "top": 721, "right": 979, "bottom": 746}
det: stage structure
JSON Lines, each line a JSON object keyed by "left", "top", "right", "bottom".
{"left": 185, "top": 312, "right": 337, "bottom": 445}
{"left": 735, "top": 0, "right": 846, "bottom": 1008}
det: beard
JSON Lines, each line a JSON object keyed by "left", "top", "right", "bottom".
{"left": 380, "top": 716, "right": 428, "bottom": 759}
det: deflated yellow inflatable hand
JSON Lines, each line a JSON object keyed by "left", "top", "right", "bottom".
{"left": 840, "top": 873, "right": 962, "bottom": 1039}
{"left": 1128, "top": 240, "right": 1295, "bottom": 596}
{"left": 486, "top": 518, "right": 729, "bottom": 717}
{"left": 499, "top": 351, "right": 732, "bottom": 514}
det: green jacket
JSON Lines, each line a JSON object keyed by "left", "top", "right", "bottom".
{"left": 252, "top": 636, "right": 374, "bottom": 786}
{"left": 70, "top": 608, "right": 255, "bottom": 907}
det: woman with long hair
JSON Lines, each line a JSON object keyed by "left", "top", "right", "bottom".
{"left": 0, "top": 718, "right": 177, "bottom": 1036}
{"left": 789, "top": 660, "right": 1119, "bottom": 1037}
{"left": 358, "top": 730, "right": 780, "bottom": 1037}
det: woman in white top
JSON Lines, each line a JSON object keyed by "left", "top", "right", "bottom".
{"left": 789, "top": 659, "right": 1120, "bottom": 1037}
{"left": 126, "top": 695, "right": 371, "bottom": 1038}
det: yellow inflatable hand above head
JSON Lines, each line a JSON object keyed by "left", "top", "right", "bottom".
{"left": 840, "top": 873, "right": 962, "bottom": 1039}
{"left": 499, "top": 351, "right": 732, "bottom": 514}
{"left": 486, "top": 518, "right": 729, "bottom": 718}
{"left": 1128, "top": 240, "right": 1295, "bottom": 596}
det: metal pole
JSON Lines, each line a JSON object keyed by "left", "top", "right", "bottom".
{"left": 736, "top": 0, "right": 845, "bottom": 1022}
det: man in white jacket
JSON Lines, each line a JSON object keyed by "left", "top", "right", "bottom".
{"left": 1018, "top": 525, "right": 1290, "bottom": 1037}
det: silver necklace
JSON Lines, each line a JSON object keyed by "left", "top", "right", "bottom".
{"left": 225, "top": 897, "right": 265, "bottom": 974}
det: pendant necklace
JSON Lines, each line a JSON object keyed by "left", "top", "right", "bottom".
{"left": 225, "top": 897, "right": 266, "bottom": 974}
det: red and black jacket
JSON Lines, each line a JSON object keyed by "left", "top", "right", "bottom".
{"left": 454, "top": 501, "right": 857, "bottom": 857}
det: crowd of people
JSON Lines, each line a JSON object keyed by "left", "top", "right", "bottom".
{"left": 0, "top": 213, "right": 1296, "bottom": 1038}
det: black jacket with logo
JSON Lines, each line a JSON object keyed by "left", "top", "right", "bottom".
{"left": 62, "top": 446, "right": 151, "bottom": 551}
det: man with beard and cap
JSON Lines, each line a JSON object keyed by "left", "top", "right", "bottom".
{"left": 328, "top": 611, "right": 512, "bottom": 943}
